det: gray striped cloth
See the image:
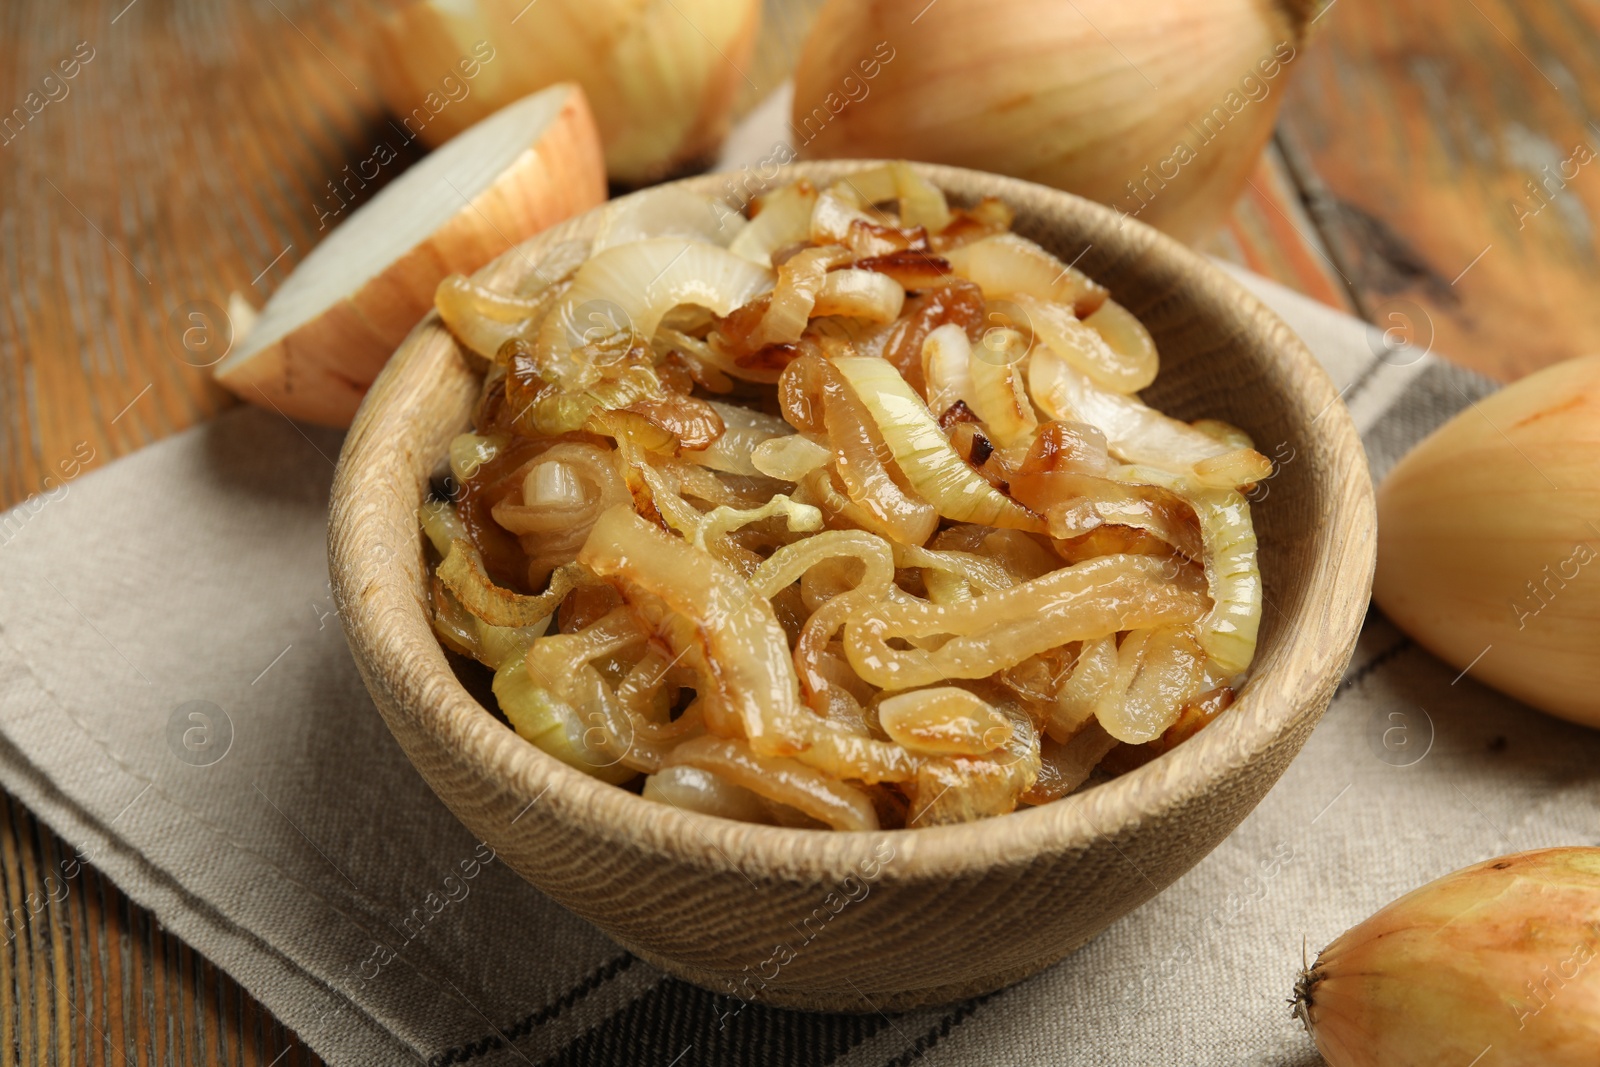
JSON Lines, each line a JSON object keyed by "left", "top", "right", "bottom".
{"left": 9, "top": 246, "right": 1594, "bottom": 1066}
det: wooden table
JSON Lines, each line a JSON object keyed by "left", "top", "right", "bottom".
{"left": 4, "top": 0, "right": 1598, "bottom": 1061}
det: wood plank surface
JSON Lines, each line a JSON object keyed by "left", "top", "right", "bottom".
{"left": 1276, "top": 0, "right": 1600, "bottom": 380}
{"left": 0, "top": 0, "right": 1566, "bottom": 1061}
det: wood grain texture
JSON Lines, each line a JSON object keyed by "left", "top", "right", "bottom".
{"left": 329, "top": 159, "right": 1377, "bottom": 1010}
{"left": 1277, "top": 0, "right": 1600, "bottom": 380}
{"left": 0, "top": 791, "right": 320, "bottom": 1067}
{"left": 0, "top": 0, "right": 434, "bottom": 512}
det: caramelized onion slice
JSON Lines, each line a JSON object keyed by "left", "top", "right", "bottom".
{"left": 729, "top": 179, "right": 817, "bottom": 267}
{"left": 751, "top": 245, "right": 855, "bottom": 348}
{"left": 592, "top": 187, "right": 744, "bottom": 252}
{"left": 642, "top": 764, "right": 772, "bottom": 824}
{"left": 536, "top": 238, "right": 773, "bottom": 391}
{"left": 1022, "top": 721, "right": 1118, "bottom": 804}
{"left": 436, "top": 535, "right": 577, "bottom": 628}
{"left": 830, "top": 355, "right": 1043, "bottom": 533}
{"left": 877, "top": 687, "right": 1010, "bottom": 756}
{"left": 944, "top": 234, "right": 1108, "bottom": 315}
{"left": 821, "top": 357, "right": 941, "bottom": 546}
{"left": 1051, "top": 633, "right": 1116, "bottom": 742}
{"left": 681, "top": 401, "right": 788, "bottom": 475}
{"left": 966, "top": 328, "right": 1037, "bottom": 448}
{"left": 660, "top": 736, "right": 880, "bottom": 832}
{"left": 1030, "top": 348, "right": 1270, "bottom": 486}
{"left": 920, "top": 322, "right": 975, "bottom": 419}
{"left": 579, "top": 506, "right": 808, "bottom": 750}
{"left": 751, "top": 433, "right": 831, "bottom": 482}
{"left": 1016, "top": 294, "right": 1156, "bottom": 394}
{"left": 1094, "top": 626, "right": 1207, "bottom": 744}
{"left": 906, "top": 704, "right": 1040, "bottom": 826}
{"left": 1009, "top": 470, "right": 1203, "bottom": 561}
{"left": 813, "top": 269, "right": 906, "bottom": 322}
{"left": 493, "top": 643, "right": 638, "bottom": 786}
{"left": 845, "top": 553, "right": 1209, "bottom": 690}
{"left": 1117, "top": 465, "right": 1262, "bottom": 677}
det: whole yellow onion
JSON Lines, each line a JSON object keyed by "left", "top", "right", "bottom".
{"left": 1374, "top": 355, "right": 1600, "bottom": 728}
{"left": 374, "top": 0, "right": 761, "bottom": 186}
{"left": 1296, "top": 848, "right": 1600, "bottom": 1066}
{"left": 791, "top": 0, "right": 1318, "bottom": 244}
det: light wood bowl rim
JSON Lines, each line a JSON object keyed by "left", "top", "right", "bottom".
{"left": 331, "top": 160, "right": 1375, "bottom": 888}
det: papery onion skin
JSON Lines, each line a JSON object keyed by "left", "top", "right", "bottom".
{"left": 376, "top": 0, "right": 762, "bottom": 185}
{"left": 792, "top": 0, "right": 1314, "bottom": 244}
{"left": 1296, "top": 848, "right": 1600, "bottom": 1067}
{"left": 1374, "top": 355, "right": 1600, "bottom": 728}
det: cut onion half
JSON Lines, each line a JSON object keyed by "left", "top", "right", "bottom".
{"left": 213, "top": 84, "right": 605, "bottom": 426}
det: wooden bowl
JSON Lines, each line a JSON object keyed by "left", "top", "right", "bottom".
{"left": 329, "top": 161, "right": 1375, "bottom": 1011}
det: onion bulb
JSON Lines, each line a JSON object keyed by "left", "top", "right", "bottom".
{"left": 1295, "top": 848, "right": 1600, "bottom": 1067}
{"left": 375, "top": 0, "right": 761, "bottom": 185}
{"left": 792, "top": 0, "right": 1318, "bottom": 243}
{"left": 1374, "top": 355, "right": 1600, "bottom": 728}
{"left": 214, "top": 84, "right": 604, "bottom": 426}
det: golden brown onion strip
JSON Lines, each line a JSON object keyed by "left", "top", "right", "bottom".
{"left": 845, "top": 553, "right": 1209, "bottom": 690}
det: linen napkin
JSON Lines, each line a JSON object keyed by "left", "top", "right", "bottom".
{"left": 5, "top": 143, "right": 1598, "bottom": 1067}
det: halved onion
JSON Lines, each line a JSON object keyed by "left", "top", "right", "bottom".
{"left": 215, "top": 84, "right": 605, "bottom": 427}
